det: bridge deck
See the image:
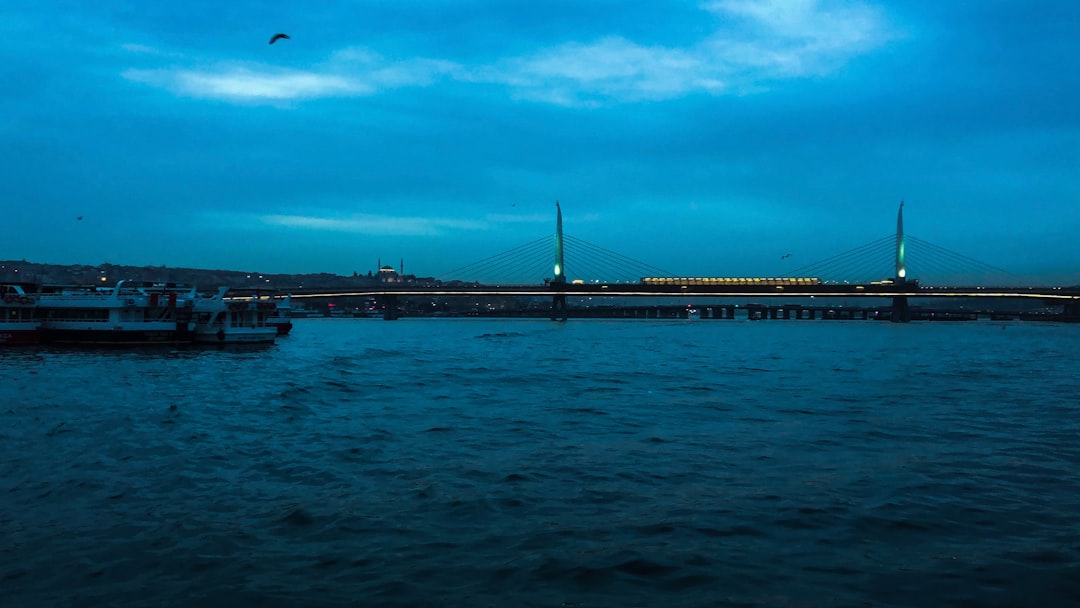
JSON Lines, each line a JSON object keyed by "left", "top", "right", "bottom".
{"left": 232, "top": 283, "right": 1080, "bottom": 301}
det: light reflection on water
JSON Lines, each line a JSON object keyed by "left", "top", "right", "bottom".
{"left": 3, "top": 318, "right": 1080, "bottom": 607}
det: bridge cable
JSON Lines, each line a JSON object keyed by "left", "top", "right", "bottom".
{"left": 906, "top": 235, "right": 1016, "bottom": 279}
{"left": 466, "top": 238, "right": 551, "bottom": 283}
{"left": 564, "top": 235, "right": 675, "bottom": 279}
{"left": 783, "top": 234, "right": 895, "bottom": 279}
{"left": 436, "top": 236, "right": 552, "bottom": 281}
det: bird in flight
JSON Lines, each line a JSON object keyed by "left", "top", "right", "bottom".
{"left": 269, "top": 33, "right": 290, "bottom": 45}
{"left": 77, "top": 216, "right": 83, "bottom": 221}
{"left": 780, "top": 253, "right": 792, "bottom": 260}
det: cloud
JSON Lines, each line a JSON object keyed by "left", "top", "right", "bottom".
{"left": 119, "top": 43, "right": 188, "bottom": 59}
{"left": 124, "top": 68, "right": 363, "bottom": 100}
{"left": 700, "top": 0, "right": 889, "bottom": 75}
{"left": 122, "top": 49, "right": 460, "bottom": 101}
{"left": 196, "top": 210, "right": 551, "bottom": 236}
{"left": 487, "top": 0, "right": 892, "bottom": 105}
{"left": 123, "top": 0, "right": 891, "bottom": 106}
{"left": 707, "top": 0, "right": 883, "bottom": 47}
{"left": 121, "top": 43, "right": 161, "bottom": 55}
{"left": 329, "top": 47, "right": 460, "bottom": 88}
{"left": 123, "top": 66, "right": 390, "bottom": 101}
{"left": 477, "top": 37, "right": 724, "bottom": 106}
{"left": 483, "top": 213, "right": 550, "bottom": 224}
{"left": 260, "top": 213, "right": 488, "bottom": 236}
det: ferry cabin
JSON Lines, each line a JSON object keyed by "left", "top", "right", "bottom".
{"left": 0, "top": 283, "right": 42, "bottom": 345}
{"left": 36, "top": 281, "right": 196, "bottom": 345}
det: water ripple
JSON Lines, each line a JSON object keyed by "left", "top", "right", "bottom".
{"left": 2, "top": 320, "right": 1079, "bottom": 607}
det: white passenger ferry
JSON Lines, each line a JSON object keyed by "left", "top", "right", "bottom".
{"left": 37, "top": 280, "right": 197, "bottom": 345}
{"left": 193, "top": 288, "right": 278, "bottom": 344}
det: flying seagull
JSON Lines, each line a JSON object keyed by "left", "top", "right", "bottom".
{"left": 781, "top": 253, "right": 792, "bottom": 260}
{"left": 269, "top": 33, "right": 290, "bottom": 45}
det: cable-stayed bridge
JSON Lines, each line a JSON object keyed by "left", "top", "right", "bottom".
{"left": 241, "top": 203, "right": 1080, "bottom": 322}
{"left": 433, "top": 233, "right": 674, "bottom": 287}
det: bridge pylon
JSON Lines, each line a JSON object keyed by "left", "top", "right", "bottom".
{"left": 895, "top": 201, "right": 906, "bottom": 282}
{"left": 891, "top": 201, "right": 911, "bottom": 323}
{"left": 551, "top": 202, "right": 568, "bottom": 321}
{"left": 1064, "top": 299, "right": 1080, "bottom": 321}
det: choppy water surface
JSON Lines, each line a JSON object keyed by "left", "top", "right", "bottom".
{"left": 3, "top": 318, "right": 1080, "bottom": 607}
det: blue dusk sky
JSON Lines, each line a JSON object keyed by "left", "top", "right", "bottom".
{"left": 3, "top": 1, "right": 1079, "bottom": 283}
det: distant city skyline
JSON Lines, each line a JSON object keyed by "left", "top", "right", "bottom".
{"left": 4, "top": 1, "right": 1079, "bottom": 284}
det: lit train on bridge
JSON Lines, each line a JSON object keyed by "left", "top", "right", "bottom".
{"left": 640, "top": 277, "right": 823, "bottom": 287}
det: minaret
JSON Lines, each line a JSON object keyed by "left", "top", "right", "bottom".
{"left": 895, "top": 201, "right": 906, "bottom": 281}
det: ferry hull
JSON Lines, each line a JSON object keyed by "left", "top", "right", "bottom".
{"left": 41, "top": 328, "right": 194, "bottom": 346}
{"left": 194, "top": 327, "right": 277, "bottom": 344}
{"left": 268, "top": 319, "right": 293, "bottom": 335}
{"left": 0, "top": 327, "right": 42, "bottom": 345}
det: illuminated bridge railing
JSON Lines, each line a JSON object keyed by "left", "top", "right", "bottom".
{"left": 641, "top": 277, "right": 823, "bottom": 287}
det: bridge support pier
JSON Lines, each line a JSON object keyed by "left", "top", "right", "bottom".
{"left": 1064, "top": 299, "right": 1080, "bottom": 321}
{"left": 891, "top": 296, "right": 910, "bottom": 323}
{"left": 705, "top": 306, "right": 735, "bottom": 319}
{"left": 551, "top": 293, "right": 568, "bottom": 321}
{"left": 383, "top": 295, "right": 399, "bottom": 321}
{"left": 768, "top": 308, "right": 792, "bottom": 320}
